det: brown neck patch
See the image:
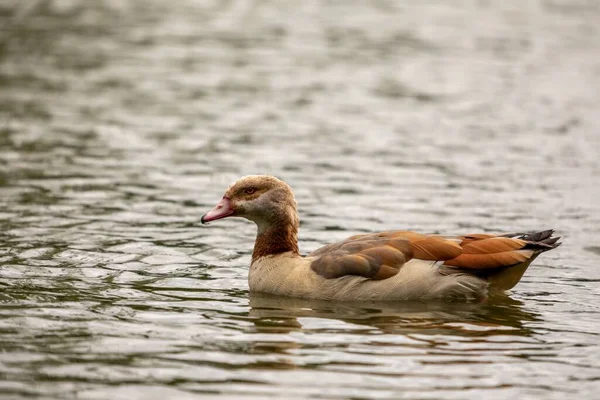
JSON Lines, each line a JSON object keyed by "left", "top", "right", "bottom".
{"left": 252, "top": 214, "right": 299, "bottom": 261}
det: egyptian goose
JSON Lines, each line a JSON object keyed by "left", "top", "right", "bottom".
{"left": 201, "top": 175, "right": 561, "bottom": 301}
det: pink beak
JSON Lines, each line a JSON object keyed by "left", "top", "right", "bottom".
{"left": 201, "top": 197, "right": 234, "bottom": 224}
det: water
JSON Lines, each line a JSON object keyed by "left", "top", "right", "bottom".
{"left": 1, "top": 1, "right": 599, "bottom": 399}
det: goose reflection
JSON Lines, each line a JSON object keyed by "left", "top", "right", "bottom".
{"left": 248, "top": 293, "right": 540, "bottom": 337}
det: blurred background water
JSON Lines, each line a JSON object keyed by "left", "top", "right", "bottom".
{"left": 0, "top": 0, "right": 599, "bottom": 399}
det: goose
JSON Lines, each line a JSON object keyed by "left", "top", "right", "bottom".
{"left": 201, "top": 175, "right": 560, "bottom": 301}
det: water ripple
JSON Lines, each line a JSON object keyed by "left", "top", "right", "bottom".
{"left": 1, "top": 0, "right": 600, "bottom": 399}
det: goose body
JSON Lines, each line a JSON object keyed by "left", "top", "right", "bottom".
{"left": 248, "top": 254, "right": 487, "bottom": 301}
{"left": 201, "top": 175, "right": 560, "bottom": 301}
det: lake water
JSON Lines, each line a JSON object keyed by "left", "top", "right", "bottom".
{"left": 1, "top": 1, "right": 599, "bottom": 399}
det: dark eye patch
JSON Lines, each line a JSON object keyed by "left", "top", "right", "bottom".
{"left": 244, "top": 187, "right": 256, "bottom": 195}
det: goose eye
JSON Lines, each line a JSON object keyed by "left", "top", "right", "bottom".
{"left": 244, "top": 187, "right": 256, "bottom": 195}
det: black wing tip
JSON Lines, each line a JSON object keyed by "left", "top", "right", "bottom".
{"left": 540, "top": 236, "right": 561, "bottom": 246}
{"left": 502, "top": 229, "right": 561, "bottom": 251}
{"left": 518, "top": 229, "right": 561, "bottom": 251}
{"left": 521, "top": 229, "right": 555, "bottom": 242}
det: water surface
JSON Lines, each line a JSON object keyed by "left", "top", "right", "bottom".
{"left": 1, "top": 1, "right": 600, "bottom": 399}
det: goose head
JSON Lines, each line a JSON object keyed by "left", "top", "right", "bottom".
{"left": 201, "top": 175, "right": 298, "bottom": 234}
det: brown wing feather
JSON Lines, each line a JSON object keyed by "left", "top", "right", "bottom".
{"left": 461, "top": 237, "right": 527, "bottom": 253}
{"left": 443, "top": 250, "right": 534, "bottom": 269}
{"left": 445, "top": 235, "right": 537, "bottom": 270}
{"left": 310, "top": 236, "right": 413, "bottom": 280}
{"left": 342, "top": 231, "right": 462, "bottom": 260}
{"left": 309, "top": 231, "right": 462, "bottom": 280}
{"left": 458, "top": 234, "right": 496, "bottom": 246}
{"left": 410, "top": 237, "right": 463, "bottom": 260}
{"left": 309, "top": 229, "right": 560, "bottom": 290}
